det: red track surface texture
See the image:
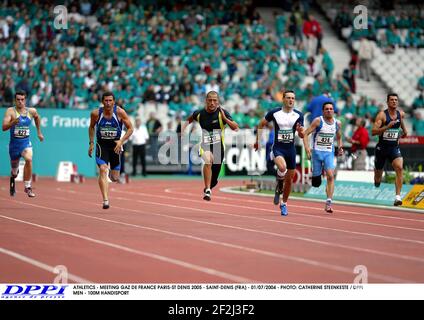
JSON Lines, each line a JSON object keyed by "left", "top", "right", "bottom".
{"left": 1, "top": 178, "right": 423, "bottom": 283}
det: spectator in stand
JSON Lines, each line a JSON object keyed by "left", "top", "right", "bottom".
{"left": 345, "top": 117, "right": 370, "bottom": 170}
{"left": 358, "top": 36, "right": 374, "bottom": 82}
{"left": 412, "top": 110, "right": 424, "bottom": 136}
{"left": 302, "top": 14, "right": 322, "bottom": 57}
{"left": 305, "top": 91, "right": 338, "bottom": 122}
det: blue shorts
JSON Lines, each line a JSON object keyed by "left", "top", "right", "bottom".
{"left": 312, "top": 150, "right": 335, "bottom": 176}
{"left": 270, "top": 147, "right": 296, "bottom": 170}
{"left": 9, "top": 141, "right": 32, "bottom": 161}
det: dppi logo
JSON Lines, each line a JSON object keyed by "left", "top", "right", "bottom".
{"left": 2, "top": 285, "right": 68, "bottom": 299}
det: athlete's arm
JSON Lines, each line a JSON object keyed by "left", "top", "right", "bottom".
{"left": 336, "top": 120, "right": 344, "bottom": 156}
{"left": 88, "top": 109, "right": 98, "bottom": 157}
{"left": 400, "top": 110, "right": 408, "bottom": 138}
{"left": 302, "top": 117, "right": 320, "bottom": 159}
{"left": 371, "top": 111, "right": 397, "bottom": 136}
{"left": 2, "top": 108, "right": 19, "bottom": 131}
{"left": 115, "top": 107, "right": 134, "bottom": 154}
{"left": 219, "top": 107, "right": 239, "bottom": 131}
{"left": 181, "top": 114, "right": 194, "bottom": 133}
{"left": 254, "top": 118, "right": 268, "bottom": 151}
{"left": 29, "top": 108, "right": 44, "bottom": 142}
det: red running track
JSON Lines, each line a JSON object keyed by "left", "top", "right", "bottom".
{"left": 0, "top": 178, "right": 423, "bottom": 283}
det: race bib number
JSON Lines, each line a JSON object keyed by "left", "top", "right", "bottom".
{"left": 316, "top": 133, "right": 334, "bottom": 148}
{"left": 13, "top": 126, "right": 30, "bottom": 138}
{"left": 277, "top": 129, "right": 294, "bottom": 143}
{"left": 100, "top": 127, "right": 118, "bottom": 139}
{"left": 203, "top": 132, "right": 221, "bottom": 145}
{"left": 382, "top": 129, "right": 399, "bottom": 141}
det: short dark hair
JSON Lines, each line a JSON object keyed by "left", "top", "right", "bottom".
{"left": 283, "top": 90, "right": 295, "bottom": 98}
{"left": 322, "top": 102, "right": 334, "bottom": 110}
{"left": 15, "top": 90, "right": 27, "bottom": 98}
{"left": 102, "top": 91, "right": 115, "bottom": 101}
{"left": 206, "top": 91, "right": 219, "bottom": 99}
{"left": 387, "top": 93, "right": 398, "bottom": 101}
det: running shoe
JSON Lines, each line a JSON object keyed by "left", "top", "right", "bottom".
{"left": 203, "top": 188, "right": 211, "bottom": 201}
{"left": 280, "top": 203, "right": 288, "bottom": 216}
{"left": 10, "top": 176, "right": 16, "bottom": 197}
{"left": 103, "top": 200, "right": 110, "bottom": 209}
{"left": 24, "top": 187, "right": 35, "bottom": 198}
{"left": 394, "top": 199, "right": 402, "bottom": 206}
{"left": 325, "top": 201, "right": 333, "bottom": 213}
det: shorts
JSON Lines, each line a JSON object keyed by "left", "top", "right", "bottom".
{"left": 96, "top": 142, "right": 121, "bottom": 171}
{"left": 9, "top": 141, "right": 32, "bottom": 161}
{"left": 270, "top": 147, "right": 296, "bottom": 170}
{"left": 374, "top": 144, "right": 402, "bottom": 170}
{"left": 312, "top": 149, "right": 335, "bottom": 176}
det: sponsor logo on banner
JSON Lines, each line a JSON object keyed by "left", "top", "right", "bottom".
{"left": 1, "top": 285, "right": 68, "bottom": 299}
{"left": 401, "top": 184, "right": 424, "bottom": 209}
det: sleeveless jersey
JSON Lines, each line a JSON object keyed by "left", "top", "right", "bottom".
{"left": 96, "top": 105, "right": 122, "bottom": 145}
{"left": 265, "top": 107, "right": 304, "bottom": 150}
{"left": 378, "top": 109, "right": 401, "bottom": 147}
{"left": 313, "top": 116, "right": 338, "bottom": 152}
{"left": 10, "top": 107, "right": 32, "bottom": 144}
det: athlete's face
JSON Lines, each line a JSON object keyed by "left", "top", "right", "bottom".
{"left": 283, "top": 92, "right": 295, "bottom": 108}
{"left": 206, "top": 93, "right": 219, "bottom": 112}
{"left": 15, "top": 95, "right": 26, "bottom": 109}
{"left": 322, "top": 104, "right": 334, "bottom": 119}
{"left": 102, "top": 96, "right": 115, "bottom": 110}
{"left": 387, "top": 95, "right": 398, "bottom": 109}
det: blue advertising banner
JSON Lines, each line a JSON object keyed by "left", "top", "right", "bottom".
{"left": 0, "top": 108, "right": 96, "bottom": 177}
{"left": 304, "top": 180, "right": 413, "bottom": 206}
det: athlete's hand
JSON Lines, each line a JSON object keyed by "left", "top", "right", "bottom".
{"left": 305, "top": 148, "right": 312, "bottom": 160}
{"left": 38, "top": 133, "right": 44, "bottom": 142}
{"left": 254, "top": 141, "right": 259, "bottom": 151}
{"left": 114, "top": 140, "right": 123, "bottom": 154}
{"left": 10, "top": 117, "right": 19, "bottom": 127}
{"left": 401, "top": 130, "right": 408, "bottom": 138}
{"left": 338, "top": 147, "right": 344, "bottom": 157}
{"left": 88, "top": 144, "right": 94, "bottom": 158}
{"left": 296, "top": 123, "right": 304, "bottom": 138}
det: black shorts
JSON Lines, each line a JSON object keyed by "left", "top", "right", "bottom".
{"left": 96, "top": 142, "right": 121, "bottom": 171}
{"left": 374, "top": 144, "right": 402, "bottom": 170}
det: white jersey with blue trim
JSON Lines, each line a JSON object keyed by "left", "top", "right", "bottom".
{"left": 265, "top": 107, "right": 304, "bottom": 150}
{"left": 313, "top": 116, "right": 338, "bottom": 152}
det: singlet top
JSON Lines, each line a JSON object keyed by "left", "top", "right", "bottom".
{"left": 96, "top": 105, "right": 123, "bottom": 146}
{"left": 378, "top": 109, "right": 401, "bottom": 147}
{"left": 10, "top": 107, "right": 32, "bottom": 143}
{"left": 313, "top": 116, "right": 338, "bottom": 153}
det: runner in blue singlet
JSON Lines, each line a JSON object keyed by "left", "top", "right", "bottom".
{"left": 2, "top": 90, "right": 44, "bottom": 197}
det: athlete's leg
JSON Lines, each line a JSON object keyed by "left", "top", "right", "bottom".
{"left": 21, "top": 148, "right": 35, "bottom": 197}
{"left": 98, "top": 164, "right": 109, "bottom": 204}
{"left": 9, "top": 157, "right": 19, "bottom": 196}
{"left": 21, "top": 148, "right": 33, "bottom": 184}
{"left": 392, "top": 157, "right": 403, "bottom": 205}
{"left": 374, "top": 146, "right": 385, "bottom": 188}
{"left": 202, "top": 151, "right": 214, "bottom": 190}
{"left": 324, "top": 169, "right": 335, "bottom": 213}
{"left": 273, "top": 155, "right": 287, "bottom": 205}
{"left": 282, "top": 169, "right": 295, "bottom": 203}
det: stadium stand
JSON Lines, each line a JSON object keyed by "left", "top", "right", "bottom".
{"left": 0, "top": 0, "right": 423, "bottom": 137}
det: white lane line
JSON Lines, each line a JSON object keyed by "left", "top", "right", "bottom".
{"left": 0, "top": 210, "right": 254, "bottom": 283}
{"left": 0, "top": 247, "right": 91, "bottom": 283}
{"left": 52, "top": 190, "right": 424, "bottom": 264}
